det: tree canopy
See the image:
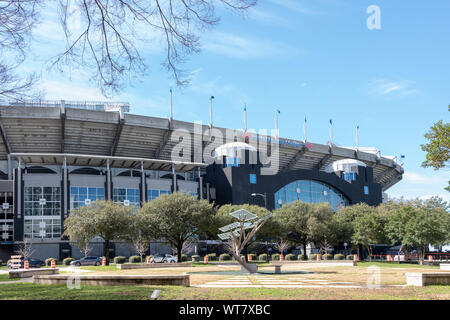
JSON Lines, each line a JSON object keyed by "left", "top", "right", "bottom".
{"left": 140, "top": 192, "right": 216, "bottom": 261}
{"left": 421, "top": 106, "right": 450, "bottom": 192}
{"left": 63, "top": 200, "right": 135, "bottom": 264}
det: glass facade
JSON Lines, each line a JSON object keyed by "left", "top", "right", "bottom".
{"left": 24, "top": 186, "right": 61, "bottom": 239}
{"left": 70, "top": 186, "right": 105, "bottom": 209}
{"left": 147, "top": 189, "right": 171, "bottom": 201}
{"left": 113, "top": 188, "right": 140, "bottom": 207}
{"left": 275, "top": 180, "right": 349, "bottom": 211}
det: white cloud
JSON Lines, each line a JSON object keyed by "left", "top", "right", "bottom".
{"left": 403, "top": 171, "right": 447, "bottom": 185}
{"left": 247, "top": 7, "right": 294, "bottom": 27}
{"left": 387, "top": 170, "right": 449, "bottom": 203}
{"left": 203, "top": 31, "right": 303, "bottom": 59}
{"left": 368, "top": 79, "right": 417, "bottom": 97}
{"left": 269, "top": 0, "right": 323, "bottom": 15}
{"left": 41, "top": 80, "right": 105, "bottom": 101}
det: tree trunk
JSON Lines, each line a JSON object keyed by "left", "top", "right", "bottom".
{"left": 418, "top": 246, "right": 424, "bottom": 265}
{"left": 177, "top": 241, "right": 183, "bottom": 263}
{"left": 368, "top": 246, "right": 372, "bottom": 262}
{"left": 358, "top": 244, "right": 364, "bottom": 261}
{"left": 302, "top": 242, "right": 308, "bottom": 260}
{"left": 104, "top": 239, "right": 110, "bottom": 265}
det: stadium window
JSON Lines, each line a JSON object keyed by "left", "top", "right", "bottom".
{"left": 364, "top": 186, "right": 369, "bottom": 195}
{"left": 224, "top": 157, "right": 240, "bottom": 167}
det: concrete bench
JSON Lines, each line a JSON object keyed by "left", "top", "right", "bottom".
{"left": 274, "top": 265, "right": 282, "bottom": 274}
{"left": 32, "top": 274, "right": 190, "bottom": 287}
{"left": 116, "top": 262, "right": 192, "bottom": 270}
{"left": 405, "top": 272, "right": 450, "bottom": 286}
{"left": 440, "top": 264, "right": 450, "bottom": 271}
{"left": 9, "top": 268, "right": 59, "bottom": 279}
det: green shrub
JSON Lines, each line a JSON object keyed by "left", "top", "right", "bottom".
{"left": 129, "top": 255, "right": 141, "bottom": 263}
{"left": 206, "top": 253, "right": 217, "bottom": 261}
{"left": 63, "top": 257, "right": 74, "bottom": 265}
{"left": 271, "top": 253, "right": 280, "bottom": 261}
{"left": 334, "top": 254, "right": 344, "bottom": 260}
{"left": 285, "top": 254, "right": 296, "bottom": 260}
{"left": 219, "top": 253, "right": 231, "bottom": 261}
{"left": 191, "top": 255, "right": 201, "bottom": 262}
{"left": 181, "top": 254, "right": 188, "bottom": 262}
{"left": 298, "top": 254, "right": 307, "bottom": 261}
{"left": 258, "top": 253, "right": 268, "bottom": 261}
{"left": 0, "top": 259, "right": 2, "bottom": 267}
{"left": 323, "top": 254, "right": 333, "bottom": 260}
{"left": 114, "top": 256, "right": 126, "bottom": 264}
{"left": 309, "top": 254, "right": 317, "bottom": 261}
{"left": 346, "top": 254, "right": 355, "bottom": 260}
{"left": 45, "top": 258, "right": 56, "bottom": 266}
{"left": 247, "top": 253, "right": 257, "bottom": 261}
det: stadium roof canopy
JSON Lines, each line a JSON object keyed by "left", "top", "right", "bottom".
{"left": 0, "top": 102, "right": 403, "bottom": 190}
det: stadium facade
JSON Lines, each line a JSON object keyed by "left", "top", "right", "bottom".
{"left": 0, "top": 101, "right": 404, "bottom": 260}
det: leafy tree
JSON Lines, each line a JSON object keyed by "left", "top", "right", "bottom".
{"left": 63, "top": 200, "right": 135, "bottom": 264}
{"left": 385, "top": 198, "right": 449, "bottom": 264}
{"left": 308, "top": 203, "right": 337, "bottom": 256}
{"left": 335, "top": 203, "right": 381, "bottom": 260}
{"left": 273, "top": 201, "right": 313, "bottom": 260}
{"left": 125, "top": 209, "right": 158, "bottom": 262}
{"left": 421, "top": 106, "right": 450, "bottom": 192}
{"left": 140, "top": 192, "right": 215, "bottom": 262}
{"left": 352, "top": 207, "right": 389, "bottom": 261}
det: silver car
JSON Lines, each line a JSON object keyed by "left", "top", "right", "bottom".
{"left": 150, "top": 254, "right": 177, "bottom": 263}
{"left": 70, "top": 256, "right": 103, "bottom": 267}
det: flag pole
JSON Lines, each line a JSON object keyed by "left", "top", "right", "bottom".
{"left": 329, "top": 119, "right": 333, "bottom": 145}
{"left": 303, "top": 116, "right": 307, "bottom": 143}
{"left": 209, "top": 96, "right": 214, "bottom": 129}
{"left": 169, "top": 88, "right": 173, "bottom": 123}
{"left": 355, "top": 125, "right": 359, "bottom": 150}
{"left": 244, "top": 104, "right": 247, "bottom": 133}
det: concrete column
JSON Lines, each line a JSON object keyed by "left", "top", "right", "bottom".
{"left": 140, "top": 161, "right": 146, "bottom": 205}
{"left": 172, "top": 164, "right": 177, "bottom": 193}
{"left": 62, "top": 157, "right": 68, "bottom": 219}
{"left": 13, "top": 158, "right": 23, "bottom": 241}
{"left": 7, "top": 154, "right": 12, "bottom": 180}
{"left": 106, "top": 159, "right": 112, "bottom": 200}
{"left": 199, "top": 176, "right": 204, "bottom": 199}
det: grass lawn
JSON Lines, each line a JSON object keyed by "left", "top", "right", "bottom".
{"left": 0, "top": 282, "right": 449, "bottom": 300}
{"left": 0, "top": 274, "right": 21, "bottom": 282}
{"left": 0, "top": 262, "right": 448, "bottom": 300}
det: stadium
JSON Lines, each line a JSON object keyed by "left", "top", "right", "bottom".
{"left": 0, "top": 100, "right": 404, "bottom": 260}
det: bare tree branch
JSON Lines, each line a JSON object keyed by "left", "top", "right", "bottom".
{"left": 0, "top": 0, "right": 40, "bottom": 100}
{"left": 53, "top": 0, "right": 257, "bottom": 96}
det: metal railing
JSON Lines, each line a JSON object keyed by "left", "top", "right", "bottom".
{"left": 0, "top": 99, "right": 130, "bottom": 112}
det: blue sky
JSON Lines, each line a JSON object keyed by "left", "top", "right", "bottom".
{"left": 22, "top": 0, "right": 449, "bottom": 202}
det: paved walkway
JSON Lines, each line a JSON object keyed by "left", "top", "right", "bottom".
{"left": 195, "top": 275, "right": 365, "bottom": 288}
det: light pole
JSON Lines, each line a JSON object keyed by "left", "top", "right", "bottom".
{"left": 251, "top": 192, "right": 267, "bottom": 209}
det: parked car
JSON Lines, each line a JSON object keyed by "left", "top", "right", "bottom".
{"left": 150, "top": 254, "right": 177, "bottom": 263}
{"left": 8, "top": 258, "right": 45, "bottom": 269}
{"left": 70, "top": 256, "right": 103, "bottom": 267}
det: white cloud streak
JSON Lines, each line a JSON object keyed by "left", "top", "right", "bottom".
{"left": 368, "top": 79, "right": 417, "bottom": 97}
